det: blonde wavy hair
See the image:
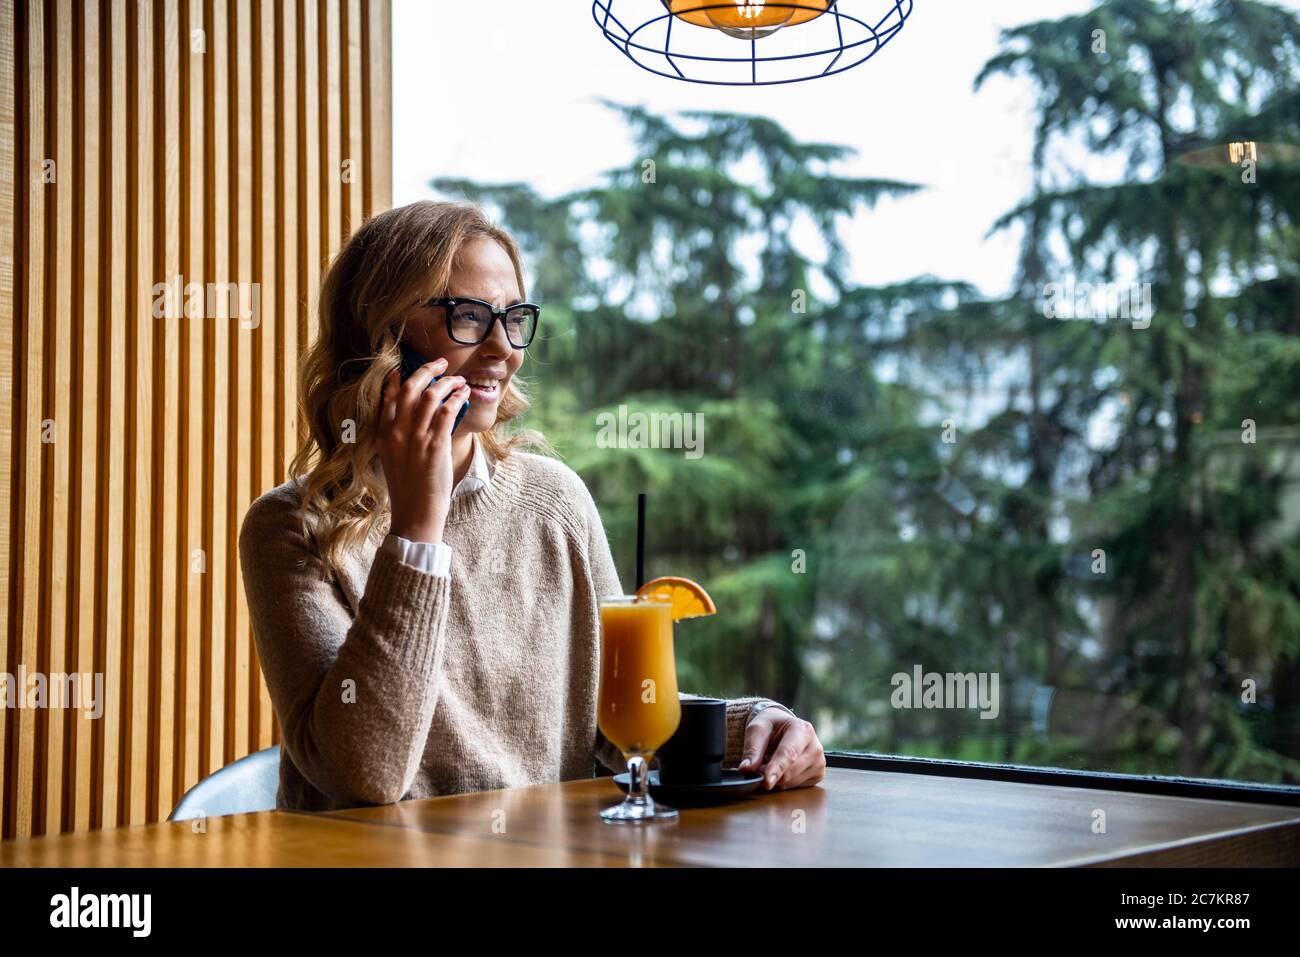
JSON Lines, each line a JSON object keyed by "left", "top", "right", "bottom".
{"left": 288, "top": 200, "right": 552, "bottom": 581}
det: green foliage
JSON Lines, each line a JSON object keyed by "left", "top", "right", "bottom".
{"left": 432, "top": 0, "right": 1300, "bottom": 785}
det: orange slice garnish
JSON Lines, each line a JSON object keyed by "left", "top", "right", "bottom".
{"left": 635, "top": 576, "right": 717, "bottom": 622}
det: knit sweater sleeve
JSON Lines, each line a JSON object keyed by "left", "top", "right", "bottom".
{"left": 238, "top": 487, "right": 452, "bottom": 807}
{"left": 576, "top": 478, "right": 793, "bottom": 773}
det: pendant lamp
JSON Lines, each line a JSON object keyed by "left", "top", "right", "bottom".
{"left": 592, "top": 1, "right": 912, "bottom": 85}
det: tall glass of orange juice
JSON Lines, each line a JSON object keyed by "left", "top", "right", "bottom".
{"left": 598, "top": 595, "right": 681, "bottom": 822}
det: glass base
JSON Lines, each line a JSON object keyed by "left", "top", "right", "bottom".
{"left": 602, "top": 752, "right": 678, "bottom": 822}
{"left": 601, "top": 793, "right": 678, "bottom": 823}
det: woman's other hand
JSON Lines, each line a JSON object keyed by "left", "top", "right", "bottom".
{"left": 738, "top": 709, "right": 827, "bottom": 791}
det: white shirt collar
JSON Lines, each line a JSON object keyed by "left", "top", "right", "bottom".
{"left": 452, "top": 434, "right": 493, "bottom": 498}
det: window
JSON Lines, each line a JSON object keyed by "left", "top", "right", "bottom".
{"left": 394, "top": 0, "right": 1300, "bottom": 789}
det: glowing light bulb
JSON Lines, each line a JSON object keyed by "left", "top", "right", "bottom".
{"left": 1227, "top": 141, "right": 1257, "bottom": 164}
{"left": 705, "top": 1, "right": 794, "bottom": 39}
{"left": 661, "top": 1, "right": 831, "bottom": 39}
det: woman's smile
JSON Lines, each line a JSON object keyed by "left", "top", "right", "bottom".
{"left": 460, "top": 368, "right": 507, "bottom": 403}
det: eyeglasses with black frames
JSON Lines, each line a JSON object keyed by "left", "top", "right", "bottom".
{"left": 423, "top": 296, "right": 541, "bottom": 349}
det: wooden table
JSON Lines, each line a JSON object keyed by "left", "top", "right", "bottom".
{"left": 2, "top": 768, "right": 1297, "bottom": 866}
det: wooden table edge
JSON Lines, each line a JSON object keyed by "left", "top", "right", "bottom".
{"left": 277, "top": 806, "right": 706, "bottom": 868}
{"left": 1056, "top": 817, "right": 1300, "bottom": 867}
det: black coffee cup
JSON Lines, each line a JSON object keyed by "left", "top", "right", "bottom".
{"left": 656, "top": 698, "right": 726, "bottom": 785}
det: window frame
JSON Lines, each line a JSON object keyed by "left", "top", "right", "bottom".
{"left": 826, "top": 751, "right": 1300, "bottom": 807}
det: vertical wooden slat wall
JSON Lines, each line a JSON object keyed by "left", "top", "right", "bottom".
{"left": 0, "top": 0, "right": 393, "bottom": 839}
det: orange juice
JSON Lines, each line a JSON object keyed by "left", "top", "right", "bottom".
{"left": 598, "top": 598, "right": 681, "bottom": 755}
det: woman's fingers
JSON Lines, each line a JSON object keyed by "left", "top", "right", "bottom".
{"left": 774, "top": 742, "right": 825, "bottom": 790}
{"left": 412, "top": 374, "right": 466, "bottom": 437}
{"left": 761, "top": 721, "right": 814, "bottom": 789}
{"left": 739, "top": 720, "right": 777, "bottom": 772}
{"left": 764, "top": 722, "right": 826, "bottom": 790}
{"left": 433, "top": 384, "right": 472, "bottom": 438}
{"left": 395, "top": 357, "right": 448, "bottom": 424}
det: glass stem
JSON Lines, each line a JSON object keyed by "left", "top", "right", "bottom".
{"left": 627, "top": 754, "right": 649, "bottom": 804}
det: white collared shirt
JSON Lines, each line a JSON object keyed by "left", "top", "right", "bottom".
{"left": 451, "top": 432, "right": 493, "bottom": 498}
{"left": 381, "top": 434, "right": 493, "bottom": 576}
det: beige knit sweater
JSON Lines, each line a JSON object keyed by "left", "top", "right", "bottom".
{"left": 238, "top": 448, "right": 788, "bottom": 812}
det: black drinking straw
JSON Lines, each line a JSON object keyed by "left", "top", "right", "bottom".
{"left": 635, "top": 492, "right": 647, "bottom": 592}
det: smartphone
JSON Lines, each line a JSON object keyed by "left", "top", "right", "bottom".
{"left": 398, "top": 340, "right": 470, "bottom": 434}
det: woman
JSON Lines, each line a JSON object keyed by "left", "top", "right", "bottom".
{"left": 238, "top": 200, "right": 826, "bottom": 811}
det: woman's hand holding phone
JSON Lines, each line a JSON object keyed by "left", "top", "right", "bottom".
{"left": 378, "top": 356, "right": 471, "bottom": 545}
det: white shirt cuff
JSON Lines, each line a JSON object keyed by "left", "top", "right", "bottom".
{"left": 382, "top": 533, "right": 452, "bottom": 577}
{"left": 749, "top": 701, "right": 797, "bottom": 723}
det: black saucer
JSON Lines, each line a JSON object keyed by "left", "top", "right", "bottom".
{"left": 612, "top": 768, "right": 765, "bottom": 807}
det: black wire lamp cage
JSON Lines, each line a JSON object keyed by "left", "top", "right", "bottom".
{"left": 592, "top": 1, "right": 913, "bottom": 85}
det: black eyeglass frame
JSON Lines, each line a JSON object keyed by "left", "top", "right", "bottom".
{"left": 423, "top": 296, "right": 542, "bottom": 348}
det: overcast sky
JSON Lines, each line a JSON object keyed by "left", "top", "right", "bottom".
{"left": 392, "top": 1, "right": 1300, "bottom": 299}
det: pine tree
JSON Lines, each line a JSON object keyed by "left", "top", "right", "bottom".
{"left": 430, "top": 0, "right": 1300, "bottom": 781}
